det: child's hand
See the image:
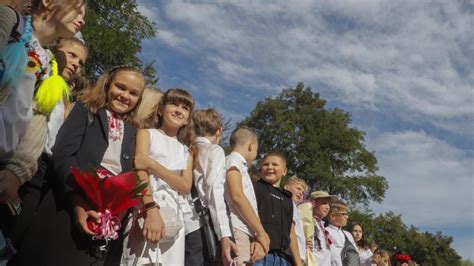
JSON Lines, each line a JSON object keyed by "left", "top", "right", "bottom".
{"left": 306, "top": 239, "right": 314, "bottom": 250}
{"left": 221, "top": 237, "right": 239, "bottom": 265}
{"left": 0, "top": 170, "right": 21, "bottom": 203}
{"left": 255, "top": 231, "right": 270, "bottom": 254}
{"left": 134, "top": 153, "right": 152, "bottom": 171}
{"left": 74, "top": 204, "right": 100, "bottom": 235}
{"left": 143, "top": 207, "right": 165, "bottom": 242}
{"left": 249, "top": 241, "right": 265, "bottom": 262}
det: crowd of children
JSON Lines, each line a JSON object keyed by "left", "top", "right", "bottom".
{"left": 0, "top": 2, "right": 418, "bottom": 266}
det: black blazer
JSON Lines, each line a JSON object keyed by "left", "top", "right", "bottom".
{"left": 52, "top": 102, "right": 137, "bottom": 196}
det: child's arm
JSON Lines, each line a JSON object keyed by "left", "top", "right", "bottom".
{"left": 134, "top": 136, "right": 193, "bottom": 194}
{"left": 135, "top": 129, "right": 165, "bottom": 242}
{"left": 226, "top": 168, "right": 270, "bottom": 253}
{"left": 289, "top": 222, "right": 303, "bottom": 266}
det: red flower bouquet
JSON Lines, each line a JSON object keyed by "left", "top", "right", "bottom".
{"left": 70, "top": 166, "right": 147, "bottom": 243}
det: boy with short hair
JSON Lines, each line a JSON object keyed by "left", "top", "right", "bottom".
{"left": 309, "top": 190, "right": 337, "bottom": 265}
{"left": 326, "top": 199, "right": 359, "bottom": 266}
{"left": 284, "top": 175, "right": 309, "bottom": 262}
{"left": 225, "top": 126, "right": 270, "bottom": 265}
{"left": 188, "top": 108, "right": 239, "bottom": 265}
{"left": 253, "top": 152, "right": 303, "bottom": 266}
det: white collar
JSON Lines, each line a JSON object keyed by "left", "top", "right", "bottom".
{"left": 230, "top": 151, "right": 247, "bottom": 166}
{"left": 196, "top": 136, "right": 212, "bottom": 144}
{"left": 328, "top": 224, "right": 342, "bottom": 231}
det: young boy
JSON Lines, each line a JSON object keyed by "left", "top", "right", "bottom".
{"left": 284, "top": 175, "right": 309, "bottom": 262}
{"left": 309, "top": 190, "right": 337, "bottom": 265}
{"left": 225, "top": 126, "right": 270, "bottom": 265}
{"left": 253, "top": 152, "right": 303, "bottom": 266}
{"left": 325, "top": 199, "right": 359, "bottom": 266}
{"left": 186, "top": 108, "right": 239, "bottom": 265}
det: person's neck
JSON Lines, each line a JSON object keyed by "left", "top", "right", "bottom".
{"left": 159, "top": 124, "right": 179, "bottom": 138}
{"left": 32, "top": 15, "right": 56, "bottom": 47}
{"left": 233, "top": 147, "right": 251, "bottom": 164}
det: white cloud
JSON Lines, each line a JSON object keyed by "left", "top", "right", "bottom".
{"left": 368, "top": 130, "right": 474, "bottom": 228}
{"left": 140, "top": 0, "right": 473, "bottom": 135}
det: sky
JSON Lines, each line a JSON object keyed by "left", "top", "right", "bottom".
{"left": 136, "top": 0, "right": 474, "bottom": 260}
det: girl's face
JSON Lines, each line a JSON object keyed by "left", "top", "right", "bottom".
{"left": 313, "top": 199, "right": 331, "bottom": 218}
{"left": 107, "top": 70, "right": 144, "bottom": 114}
{"left": 160, "top": 101, "right": 191, "bottom": 130}
{"left": 55, "top": 42, "right": 87, "bottom": 82}
{"left": 52, "top": 3, "right": 86, "bottom": 38}
{"left": 352, "top": 224, "right": 363, "bottom": 242}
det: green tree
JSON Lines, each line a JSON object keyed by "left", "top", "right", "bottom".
{"left": 239, "top": 82, "right": 388, "bottom": 206}
{"left": 82, "top": 0, "right": 158, "bottom": 84}
{"left": 348, "top": 211, "right": 462, "bottom": 265}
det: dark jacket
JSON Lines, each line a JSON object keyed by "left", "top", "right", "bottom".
{"left": 53, "top": 102, "right": 136, "bottom": 196}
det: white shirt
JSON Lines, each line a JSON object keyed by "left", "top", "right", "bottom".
{"left": 193, "top": 137, "right": 232, "bottom": 240}
{"left": 225, "top": 151, "right": 258, "bottom": 236}
{"left": 44, "top": 100, "right": 65, "bottom": 155}
{"left": 359, "top": 247, "right": 373, "bottom": 266}
{"left": 313, "top": 217, "right": 331, "bottom": 266}
{"left": 293, "top": 202, "right": 306, "bottom": 260}
{"left": 326, "top": 224, "right": 358, "bottom": 266}
{"left": 100, "top": 110, "right": 124, "bottom": 175}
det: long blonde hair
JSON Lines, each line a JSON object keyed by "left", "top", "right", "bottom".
{"left": 132, "top": 87, "right": 163, "bottom": 129}
{"left": 79, "top": 65, "right": 144, "bottom": 122}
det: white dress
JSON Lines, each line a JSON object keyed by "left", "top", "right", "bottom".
{"left": 121, "top": 129, "right": 190, "bottom": 266}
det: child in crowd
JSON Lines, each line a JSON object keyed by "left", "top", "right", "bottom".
{"left": 284, "top": 175, "right": 309, "bottom": 263}
{"left": 225, "top": 126, "right": 269, "bottom": 265}
{"left": 132, "top": 87, "right": 163, "bottom": 129}
{"left": 190, "top": 108, "right": 239, "bottom": 265}
{"left": 122, "top": 88, "right": 195, "bottom": 265}
{"left": 1, "top": 37, "right": 88, "bottom": 264}
{"left": 372, "top": 249, "right": 391, "bottom": 266}
{"left": 326, "top": 199, "right": 359, "bottom": 266}
{"left": 47, "top": 65, "right": 145, "bottom": 265}
{"left": 0, "top": 0, "right": 86, "bottom": 164}
{"left": 351, "top": 222, "right": 373, "bottom": 266}
{"left": 308, "top": 190, "right": 336, "bottom": 265}
{"left": 254, "top": 151, "right": 302, "bottom": 266}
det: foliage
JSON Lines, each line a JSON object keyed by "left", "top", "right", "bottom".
{"left": 239, "top": 82, "right": 388, "bottom": 206}
{"left": 82, "top": 0, "right": 158, "bottom": 84}
{"left": 348, "top": 211, "right": 462, "bottom": 265}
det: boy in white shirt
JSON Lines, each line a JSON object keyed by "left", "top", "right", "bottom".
{"left": 284, "top": 175, "right": 309, "bottom": 262}
{"left": 190, "top": 108, "right": 239, "bottom": 265}
{"left": 325, "top": 199, "right": 359, "bottom": 266}
{"left": 225, "top": 127, "right": 269, "bottom": 265}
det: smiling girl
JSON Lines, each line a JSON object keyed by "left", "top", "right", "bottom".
{"left": 41, "top": 65, "right": 145, "bottom": 265}
{"left": 121, "top": 88, "right": 195, "bottom": 265}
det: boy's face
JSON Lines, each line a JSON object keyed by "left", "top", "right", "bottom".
{"left": 260, "top": 155, "right": 287, "bottom": 186}
{"left": 285, "top": 182, "right": 306, "bottom": 203}
{"left": 329, "top": 209, "right": 349, "bottom": 227}
{"left": 312, "top": 198, "right": 331, "bottom": 218}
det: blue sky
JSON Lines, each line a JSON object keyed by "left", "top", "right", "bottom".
{"left": 137, "top": 0, "right": 473, "bottom": 260}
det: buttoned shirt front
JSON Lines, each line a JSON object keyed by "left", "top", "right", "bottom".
{"left": 193, "top": 137, "right": 231, "bottom": 240}
{"left": 326, "top": 224, "right": 358, "bottom": 266}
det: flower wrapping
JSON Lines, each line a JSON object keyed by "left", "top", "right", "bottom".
{"left": 298, "top": 201, "right": 317, "bottom": 266}
{"left": 70, "top": 166, "right": 147, "bottom": 242}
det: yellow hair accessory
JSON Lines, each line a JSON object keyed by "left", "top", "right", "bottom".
{"left": 34, "top": 57, "right": 70, "bottom": 114}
